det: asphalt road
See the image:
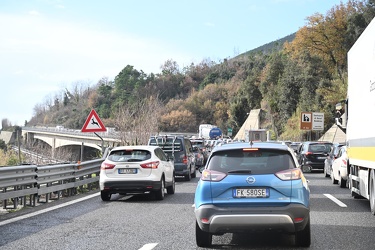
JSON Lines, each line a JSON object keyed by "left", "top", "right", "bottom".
{"left": 0, "top": 171, "right": 375, "bottom": 250}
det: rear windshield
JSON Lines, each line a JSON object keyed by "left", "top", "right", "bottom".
{"left": 191, "top": 140, "right": 204, "bottom": 147}
{"left": 149, "top": 138, "right": 183, "bottom": 152}
{"left": 308, "top": 143, "right": 332, "bottom": 153}
{"left": 207, "top": 149, "right": 296, "bottom": 174}
{"left": 108, "top": 149, "right": 151, "bottom": 162}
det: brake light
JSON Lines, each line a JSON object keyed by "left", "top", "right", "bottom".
{"left": 342, "top": 159, "right": 347, "bottom": 165}
{"left": 275, "top": 168, "right": 302, "bottom": 180}
{"left": 182, "top": 155, "right": 188, "bottom": 164}
{"left": 101, "top": 162, "right": 115, "bottom": 170}
{"left": 243, "top": 148, "right": 259, "bottom": 151}
{"left": 140, "top": 161, "right": 159, "bottom": 169}
{"left": 305, "top": 152, "right": 313, "bottom": 156}
{"left": 201, "top": 169, "right": 227, "bottom": 182}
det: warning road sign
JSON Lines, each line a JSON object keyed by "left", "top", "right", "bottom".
{"left": 81, "top": 109, "right": 107, "bottom": 132}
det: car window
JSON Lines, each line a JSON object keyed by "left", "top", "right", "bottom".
{"left": 155, "top": 148, "right": 167, "bottom": 161}
{"left": 207, "top": 149, "right": 296, "bottom": 174}
{"left": 108, "top": 149, "right": 151, "bottom": 162}
{"left": 149, "top": 138, "right": 183, "bottom": 152}
{"left": 308, "top": 143, "right": 332, "bottom": 153}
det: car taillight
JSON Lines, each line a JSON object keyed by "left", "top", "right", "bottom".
{"left": 140, "top": 161, "right": 159, "bottom": 169}
{"left": 275, "top": 168, "right": 303, "bottom": 180}
{"left": 182, "top": 155, "right": 188, "bottom": 164}
{"left": 342, "top": 159, "right": 347, "bottom": 165}
{"left": 101, "top": 162, "right": 115, "bottom": 170}
{"left": 201, "top": 169, "right": 227, "bottom": 182}
{"left": 305, "top": 152, "right": 313, "bottom": 156}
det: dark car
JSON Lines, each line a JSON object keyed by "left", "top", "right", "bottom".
{"left": 148, "top": 135, "right": 196, "bottom": 181}
{"left": 194, "top": 142, "right": 310, "bottom": 247}
{"left": 190, "top": 138, "right": 209, "bottom": 165}
{"left": 297, "top": 141, "right": 333, "bottom": 171}
{"left": 323, "top": 143, "right": 345, "bottom": 177}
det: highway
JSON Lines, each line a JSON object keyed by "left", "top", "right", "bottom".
{"left": 0, "top": 172, "right": 374, "bottom": 250}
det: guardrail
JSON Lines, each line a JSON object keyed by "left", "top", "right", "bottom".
{"left": 0, "top": 148, "right": 110, "bottom": 210}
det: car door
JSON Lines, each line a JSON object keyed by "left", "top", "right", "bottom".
{"left": 331, "top": 147, "right": 343, "bottom": 180}
{"left": 155, "top": 147, "right": 174, "bottom": 183}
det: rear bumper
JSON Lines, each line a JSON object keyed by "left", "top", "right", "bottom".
{"left": 174, "top": 163, "right": 190, "bottom": 176}
{"left": 100, "top": 180, "right": 162, "bottom": 194}
{"left": 195, "top": 204, "right": 309, "bottom": 234}
{"left": 303, "top": 161, "right": 325, "bottom": 169}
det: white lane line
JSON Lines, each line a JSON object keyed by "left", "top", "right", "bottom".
{"left": 324, "top": 193, "right": 347, "bottom": 207}
{"left": 138, "top": 243, "right": 158, "bottom": 250}
{"left": 0, "top": 192, "right": 100, "bottom": 227}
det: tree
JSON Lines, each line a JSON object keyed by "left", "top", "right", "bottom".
{"left": 284, "top": 0, "right": 364, "bottom": 79}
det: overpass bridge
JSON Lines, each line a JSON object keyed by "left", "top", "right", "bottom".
{"left": 22, "top": 127, "right": 121, "bottom": 161}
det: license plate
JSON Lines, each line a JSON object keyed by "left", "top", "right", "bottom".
{"left": 233, "top": 188, "right": 269, "bottom": 198}
{"left": 318, "top": 156, "right": 326, "bottom": 159}
{"left": 118, "top": 168, "right": 137, "bottom": 174}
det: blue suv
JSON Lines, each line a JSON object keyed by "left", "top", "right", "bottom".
{"left": 194, "top": 142, "right": 310, "bottom": 247}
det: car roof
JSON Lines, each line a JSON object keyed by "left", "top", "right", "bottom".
{"left": 211, "top": 142, "right": 291, "bottom": 153}
{"left": 110, "top": 145, "right": 159, "bottom": 151}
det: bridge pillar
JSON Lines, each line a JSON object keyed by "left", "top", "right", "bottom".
{"left": 51, "top": 137, "right": 56, "bottom": 158}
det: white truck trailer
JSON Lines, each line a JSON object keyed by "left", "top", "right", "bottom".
{"left": 343, "top": 17, "right": 375, "bottom": 214}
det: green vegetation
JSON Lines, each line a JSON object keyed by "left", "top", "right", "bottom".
{"left": 24, "top": 0, "right": 375, "bottom": 143}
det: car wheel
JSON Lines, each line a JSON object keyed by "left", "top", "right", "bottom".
{"left": 295, "top": 216, "right": 311, "bottom": 247}
{"left": 196, "top": 221, "right": 212, "bottom": 247}
{"left": 191, "top": 166, "right": 196, "bottom": 178}
{"left": 331, "top": 169, "right": 338, "bottom": 184}
{"left": 166, "top": 175, "right": 175, "bottom": 194}
{"left": 339, "top": 175, "right": 347, "bottom": 188}
{"left": 101, "top": 191, "right": 111, "bottom": 201}
{"left": 154, "top": 178, "right": 165, "bottom": 200}
{"left": 324, "top": 166, "right": 329, "bottom": 178}
{"left": 185, "top": 168, "right": 192, "bottom": 181}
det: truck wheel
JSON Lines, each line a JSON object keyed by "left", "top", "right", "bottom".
{"left": 370, "top": 170, "right": 375, "bottom": 215}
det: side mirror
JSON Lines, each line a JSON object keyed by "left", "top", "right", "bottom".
{"left": 301, "top": 165, "right": 312, "bottom": 173}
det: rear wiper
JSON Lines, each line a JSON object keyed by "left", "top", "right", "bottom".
{"left": 227, "top": 169, "right": 252, "bottom": 174}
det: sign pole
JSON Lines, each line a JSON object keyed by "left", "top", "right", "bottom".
{"left": 94, "top": 132, "right": 104, "bottom": 154}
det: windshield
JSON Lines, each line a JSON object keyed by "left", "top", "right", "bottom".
{"left": 108, "top": 149, "right": 151, "bottom": 162}
{"left": 207, "top": 149, "right": 296, "bottom": 175}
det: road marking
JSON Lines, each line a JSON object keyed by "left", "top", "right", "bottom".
{"left": 0, "top": 192, "right": 100, "bottom": 227}
{"left": 139, "top": 243, "right": 158, "bottom": 250}
{"left": 324, "top": 193, "right": 347, "bottom": 207}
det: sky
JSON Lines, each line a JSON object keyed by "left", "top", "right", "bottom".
{"left": 0, "top": 0, "right": 348, "bottom": 129}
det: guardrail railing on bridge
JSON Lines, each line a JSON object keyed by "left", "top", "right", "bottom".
{"left": 0, "top": 148, "right": 109, "bottom": 210}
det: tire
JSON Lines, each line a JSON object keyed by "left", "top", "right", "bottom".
{"left": 185, "top": 167, "right": 192, "bottom": 181}
{"left": 154, "top": 178, "right": 165, "bottom": 200}
{"left": 331, "top": 170, "right": 338, "bottom": 184}
{"left": 166, "top": 175, "right": 175, "bottom": 194}
{"left": 324, "top": 166, "right": 329, "bottom": 178}
{"left": 191, "top": 166, "right": 196, "bottom": 178}
{"left": 370, "top": 170, "right": 375, "bottom": 215}
{"left": 101, "top": 191, "right": 111, "bottom": 201}
{"left": 196, "top": 221, "right": 212, "bottom": 248}
{"left": 339, "top": 175, "right": 347, "bottom": 188}
{"left": 295, "top": 217, "right": 311, "bottom": 247}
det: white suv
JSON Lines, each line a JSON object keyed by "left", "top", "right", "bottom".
{"left": 99, "top": 145, "right": 175, "bottom": 201}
